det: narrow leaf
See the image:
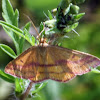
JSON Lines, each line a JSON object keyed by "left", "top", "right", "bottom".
{"left": 2, "top": 0, "right": 20, "bottom": 55}
{"left": 2, "top": 0, "right": 14, "bottom": 24}
{"left": 15, "top": 78, "right": 23, "bottom": 93}
{"left": 31, "top": 35, "right": 35, "bottom": 46}
{"left": 23, "top": 22, "right": 31, "bottom": 31}
{"left": 63, "top": 22, "right": 79, "bottom": 33}
{"left": 74, "top": 13, "right": 85, "bottom": 20}
{"left": 39, "top": 22, "right": 45, "bottom": 37}
{"left": 24, "top": 29, "right": 35, "bottom": 46}
{"left": 32, "top": 82, "right": 48, "bottom": 94}
{"left": 91, "top": 68, "right": 100, "bottom": 74}
{"left": 48, "top": 10, "right": 53, "bottom": 20}
{"left": 0, "top": 44, "right": 17, "bottom": 59}
{"left": 19, "top": 22, "right": 31, "bottom": 53}
{"left": 0, "top": 20, "right": 23, "bottom": 34}
{"left": 0, "top": 70, "right": 15, "bottom": 83}
{"left": 0, "top": 20, "right": 35, "bottom": 46}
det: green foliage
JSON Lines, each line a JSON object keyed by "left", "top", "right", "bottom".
{"left": 0, "top": 44, "right": 17, "bottom": 59}
{"left": 91, "top": 68, "right": 100, "bottom": 73}
{"left": 72, "top": 0, "right": 85, "bottom": 4}
{"left": 63, "top": 22, "right": 79, "bottom": 33}
{"left": 2, "top": 0, "right": 20, "bottom": 55}
{"left": 32, "top": 82, "right": 48, "bottom": 94}
{"left": 0, "top": 21, "right": 35, "bottom": 46}
{"left": 39, "top": 22, "right": 45, "bottom": 38}
{"left": 0, "top": 70, "right": 15, "bottom": 83}
{"left": 19, "top": 22, "right": 31, "bottom": 53}
{"left": 0, "top": 0, "right": 47, "bottom": 99}
{"left": 48, "top": 10, "right": 53, "bottom": 20}
{"left": 0, "top": 0, "right": 100, "bottom": 100}
{"left": 44, "top": 1, "right": 85, "bottom": 38}
{"left": 15, "top": 78, "right": 27, "bottom": 95}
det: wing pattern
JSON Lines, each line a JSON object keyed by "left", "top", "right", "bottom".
{"left": 5, "top": 46, "right": 100, "bottom": 83}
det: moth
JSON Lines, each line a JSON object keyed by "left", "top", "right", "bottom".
{"left": 5, "top": 44, "right": 100, "bottom": 83}
{"left": 4, "top": 16, "right": 100, "bottom": 83}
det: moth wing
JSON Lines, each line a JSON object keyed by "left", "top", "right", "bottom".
{"left": 46, "top": 46, "right": 100, "bottom": 82}
{"left": 5, "top": 45, "right": 100, "bottom": 83}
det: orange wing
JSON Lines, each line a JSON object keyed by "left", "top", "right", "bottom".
{"left": 5, "top": 46, "right": 100, "bottom": 83}
{"left": 5, "top": 46, "right": 50, "bottom": 83}
{"left": 45, "top": 46, "right": 100, "bottom": 82}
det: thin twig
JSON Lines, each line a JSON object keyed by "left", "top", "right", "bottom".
{"left": 20, "top": 81, "right": 33, "bottom": 100}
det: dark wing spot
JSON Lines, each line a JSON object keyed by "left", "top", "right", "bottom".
{"left": 20, "top": 60, "right": 24, "bottom": 63}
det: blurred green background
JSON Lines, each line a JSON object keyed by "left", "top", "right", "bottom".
{"left": 0, "top": 0, "right": 100, "bottom": 100}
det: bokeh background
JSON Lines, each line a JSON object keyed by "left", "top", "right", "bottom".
{"left": 0, "top": 0, "right": 100, "bottom": 100}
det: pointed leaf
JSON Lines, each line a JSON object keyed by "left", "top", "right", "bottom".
{"left": 2, "top": 0, "right": 14, "bottom": 24}
{"left": 91, "top": 68, "right": 100, "bottom": 74}
{"left": 39, "top": 22, "right": 45, "bottom": 37}
{"left": 74, "top": 13, "right": 85, "bottom": 20}
{"left": 32, "top": 82, "right": 48, "bottom": 94}
{"left": 48, "top": 10, "right": 53, "bottom": 20}
{"left": 15, "top": 78, "right": 23, "bottom": 93}
{"left": 44, "top": 19, "right": 56, "bottom": 28}
{"left": 63, "top": 22, "right": 79, "bottom": 33}
{"left": 0, "top": 20, "right": 23, "bottom": 35}
{"left": 24, "top": 29, "right": 35, "bottom": 46}
{"left": 0, "top": 70, "right": 15, "bottom": 83}
{"left": 15, "top": 78, "right": 30, "bottom": 95}
{"left": 2, "top": 0, "right": 20, "bottom": 55}
{"left": 0, "top": 20, "right": 35, "bottom": 46}
{"left": 31, "top": 35, "right": 35, "bottom": 46}
{"left": 19, "top": 22, "right": 31, "bottom": 53}
{"left": 0, "top": 44, "right": 17, "bottom": 59}
{"left": 23, "top": 22, "right": 31, "bottom": 31}
{"left": 24, "top": 29, "right": 32, "bottom": 42}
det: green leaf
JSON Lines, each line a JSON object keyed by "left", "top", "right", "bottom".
{"left": 13, "top": 9, "right": 19, "bottom": 26}
{"left": 0, "top": 20, "right": 35, "bottom": 46}
{"left": 91, "top": 68, "right": 100, "bottom": 74}
{"left": 0, "top": 70, "right": 15, "bottom": 83}
{"left": 63, "top": 22, "right": 79, "bottom": 33}
{"left": 45, "top": 19, "right": 56, "bottom": 28}
{"left": 2, "top": 0, "right": 14, "bottom": 24}
{"left": 15, "top": 78, "right": 30, "bottom": 96}
{"left": 23, "top": 22, "right": 31, "bottom": 31}
{"left": 19, "top": 22, "right": 31, "bottom": 53}
{"left": 64, "top": 3, "right": 71, "bottom": 15}
{"left": 31, "top": 35, "right": 35, "bottom": 45}
{"left": 0, "top": 44, "right": 17, "bottom": 59}
{"left": 15, "top": 78, "right": 23, "bottom": 93}
{"left": 73, "top": 13, "right": 85, "bottom": 21}
{"left": 70, "top": 5, "right": 79, "bottom": 14}
{"left": 24, "top": 29, "right": 35, "bottom": 46}
{"left": 2, "top": 0, "right": 20, "bottom": 55}
{"left": 39, "top": 22, "right": 45, "bottom": 38}
{"left": 48, "top": 10, "right": 53, "bottom": 20}
{"left": 32, "top": 82, "right": 48, "bottom": 94}
{"left": 0, "top": 20, "right": 23, "bottom": 36}
{"left": 59, "top": 0, "right": 71, "bottom": 9}
{"left": 24, "top": 29, "right": 32, "bottom": 41}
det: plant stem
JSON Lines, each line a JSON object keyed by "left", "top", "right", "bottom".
{"left": 20, "top": 81, "right": 33, "bottom": 100}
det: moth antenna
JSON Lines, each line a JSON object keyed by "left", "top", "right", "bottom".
{"left": 72, "top": 29, "right": 80, "bottom": 36}
{"left": 23, "top": 14, "right": 39, "bottom": 35}
{"left": 36, "top": 22, "right": 45, "bottom": 39}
